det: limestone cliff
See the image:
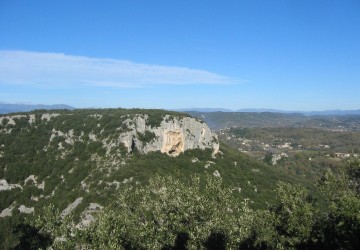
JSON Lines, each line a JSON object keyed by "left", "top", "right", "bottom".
{"left": 119, "top": 115, "right": 219, "bottom": 157}
{"left": 0, "top": 111, "right": 219, "bottom": 162}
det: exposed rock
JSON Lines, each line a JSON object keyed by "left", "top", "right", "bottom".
{"left": 31, "top": 195, "right": 39, "bottom": 201}
{"left": 24, "top": 175, "right": 36, "bottom": 184}
{"left": 161, "top": 130, "right": 184, "bottom": 156}
{"left": 192, "top": 158, "right": 199, "bottom": 163}
{"left": 18, "top": 205, "right": 34, "bottom": 214}
{"left": 271, "top": 153, "right": 288, "bottom": 165}
{"left": 61, "top": 197, "right": 83, "bottom": 218}
{"left": 78, "top": 203, "right": 103, "bottom": 228}
{"left": 213, "top": 170, "right": 221, "bottom": 178}
{"left": 24, "top": 175, "right": 45, "bottom": 190}
{"left": 65, "top": 129, "right": 75, "bottom": 144}
{"left": 89, "top": 114, "right": 103, "bottom": 119}
{"left": 122, "top": 177, "right": 133, "bottom": 184}
{"left": 0, "top": 179, "right": 22, "bottom": 191}
{"left": 0, "top": 115, "right": 28, "bottom": 125}
{"left": 50, "top": 129, "right": 64, "bottom": 142}
{"left": 106, "top": 180, "right": 121, "bottom": 189}
{"left": 89, "top": 132, "right": 97, "bottom": 141}
{"left": 118, "top": 115, "right": 219, "bottom": 157}
{"left": 204, "top": 161, "right": 215, "bottom": 169}
{"left": 28, "top": 114, "right": 36, "bottom": 124}
{"left": 41, "top": 113, "right": 60, "bottom": 121}
{"left": 100, "top": 114, "right": 219, "bottom": 157}
{"left": 81, "top": 180, "right": 90, "bottom": 192}
{"left": 0, "top": 204, "right": 15, "bottom": 217}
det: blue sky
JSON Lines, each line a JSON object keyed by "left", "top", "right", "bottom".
{"left": 0, "top": 0, "right": 359, "bottom": 111}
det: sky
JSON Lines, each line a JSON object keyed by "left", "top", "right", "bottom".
{"left": 0, "top": 0, "right": 359, "bottom": 111}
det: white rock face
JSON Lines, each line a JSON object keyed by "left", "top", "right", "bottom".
{"left": 204, "top": 161, "right": 215, "bottom": 169}
{"left": 0, "top": 204, "right": 15, "bottom": 217}
{"left": 28, "top": 114, "right": 36, "bottom": 124}
{"left": 213, "top": 170, "right": 221, "bottom": 178}
{"left": 30, "top": 112, "right": 218, "bottom": 158}
{"left": 192, "top": 158, "right": 199, "bottom": 163}
{"left": 89, "top": 132, "right": 97, "bottom": 141}
{"left": 0, "top": 115, "right": 27, "bottom": 125}
{"left": 61, "top": 197, "right": 83, "bottom": 218}
{"left": 41, "top": 113, "right": 60, "bottom": 121}
{"left": 118, "top": 115, "right": 219, "bottom": 157}
{"left": 0, "top": 179, "right": 22, "bottom": 191}
{"left": 18, "top": 205, "right": 34, "bottom": 214}
{"left": 0, "top": 114, "right": 36, "bottom": 127}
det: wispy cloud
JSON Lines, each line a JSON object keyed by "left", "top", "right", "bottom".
{"left": 0, "top": 50, "right": 241, "bottom": 88}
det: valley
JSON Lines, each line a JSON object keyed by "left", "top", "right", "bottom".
{"left": 188, "top": 111, "right": 360, "bottom": 180}
{"left": 219, "top": 127, "right": 360, "bottom": 180}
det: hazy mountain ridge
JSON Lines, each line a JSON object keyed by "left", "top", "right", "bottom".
{"left": 187, "top": 111, "right": 360, "bottom": 131}
{"left": 0, "top": 103, "right": 75, "bottom": 114}
{"left": 237, "top": 108, "right": 360, "bottom": 116}
{"left": 175, "top": 107, "right": 360, "bottom": 116}
{"left": 2, "top": 103, "right": 359, "bottom": 116}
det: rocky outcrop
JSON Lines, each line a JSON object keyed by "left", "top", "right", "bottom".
{"left": 118, "top": 115, "right": 219, "bottom": 157}
{"left": 18, "top": 205, "right": 34, "bottom": 214}
{"left": 1, "top": 111, "right": 219, "bottom": 158}
{"left": 0, "top": 204, "right": 15, "bottom": 217}
{"left": 24, "top": 175, "right": 45, "bottom": 190}
{"left": 78, "top": 203, "right": 103, "bottom": 228}
{"left": 161, "top": 130, "right": 184, "bottom": 156}
{"left": 0, "top": 179, "right": 22, "bottom": 191}
{"left": 61, "top": 197, "right": 83, "bottom": 218}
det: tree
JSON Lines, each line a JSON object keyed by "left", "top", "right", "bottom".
{"left": 317, "top": 167, "right": 360, "bottom": 249}
{"left": 31, "top": 175, "right": 254, "bottom": 249}
{"left": 250, "top": 182, "right": 317, "bottom": 250}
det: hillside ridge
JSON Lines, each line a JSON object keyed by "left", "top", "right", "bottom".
{"left": 0, "top": 109, "right": 220, "bottom": 218}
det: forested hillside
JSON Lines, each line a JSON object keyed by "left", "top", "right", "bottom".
{"left": 0, "top": 109, "right": 359, "bottom": 249}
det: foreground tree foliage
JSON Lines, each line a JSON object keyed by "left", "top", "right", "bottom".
{"left": 28, "top": 162, "right": 360, "bottom": 250}
{"left": 315, "top": 160, "right": 360, "bottom": 250}
{"left": 78, "top": 175, "right": 255, "bottom": 249}
{"left": 248, "top": 182, "right": 317, "bottom": 250}
{"left": 31, "top": 175, "right": 255, "bottom": 249}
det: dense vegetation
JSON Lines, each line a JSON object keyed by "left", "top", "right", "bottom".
{"left": 1, "top": 109, "right": 359, "bottom": 249}
{"left": 13, "top": 159, "right": 360, "bottom": 249}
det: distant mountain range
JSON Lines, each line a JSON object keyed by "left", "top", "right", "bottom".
{"left": 0, "top": 103, "right": 75, "bottom": 114}
{"left": 237, "top": 108, "right": 360, "bottom": 116}
{"left": 2, "top": 103, "right": 359, "bottom": 116}
{"left": 175, "top": 108, "right": 360, "bottom": 116}
{"left": 171, "top": 108, "right": 233, "bottom": 112}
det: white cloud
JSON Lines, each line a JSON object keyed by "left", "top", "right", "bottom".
{"left": 0, "top": 50, "right": 241, "bottom": 88}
